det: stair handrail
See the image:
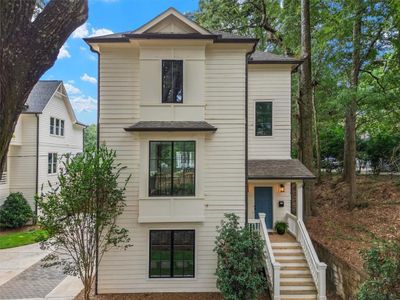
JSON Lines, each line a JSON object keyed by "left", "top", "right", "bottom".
{"left": 258, "top": 213, "right": 280, "bottom": 300}
{"left": 286, "top": 212, "right": 327, "bottom": 300}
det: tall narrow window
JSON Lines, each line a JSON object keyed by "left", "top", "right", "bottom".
{"left": 55, "top": 119, "right": 60, "bottom": 135}
{"left": 50, "top": 117, "right": 55, "bottom": 135}
{"left": 162, "top": 60, "right": 183, "bottom": 103}
{"left": 60, "top": 120, "right": 65, "bottom": 136}
{"left": 48, "top": 153, "right": 58, "bottom": 174}
{"left": 149, "top": 141, "right": 195, "bottom": 196}
{"left": 255, "top": 101, "right": 273, "bottom": 136}
{"left": 149, "top": 230, "right": 195, "bottom": 278}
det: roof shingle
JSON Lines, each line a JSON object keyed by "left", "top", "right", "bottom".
{"left": 124, "top": 121, "right": 217, "bottom": 132}
{"left": 248, "top": 159, "right": 315, "bottom": 180}
{"left": 24, "top": 81, "right": 62, "bottom": 113}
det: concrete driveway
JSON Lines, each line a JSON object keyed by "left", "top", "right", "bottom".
{"left": 0, "top": 243, "right": 82, "bottom": 300}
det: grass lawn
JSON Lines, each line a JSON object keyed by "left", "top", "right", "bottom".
{"left": 0, "top": 228, "right": 48, "bottom": 249}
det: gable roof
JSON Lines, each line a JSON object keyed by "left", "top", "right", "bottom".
{"left": 84, "top": 8, "right": 301, "bottom": 65}
{"left": 23, "top": 80, "right": 87, "bottom": 127}
{"left": 24, "top": 81, "right": 62, "bottom": 113}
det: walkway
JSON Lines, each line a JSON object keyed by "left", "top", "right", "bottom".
{"left": 0, "top": 243, "right": 82, "bottom": 300}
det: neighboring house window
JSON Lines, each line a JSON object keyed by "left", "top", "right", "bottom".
{"left": 149, "top": 230, "right": 195, "bottom": 278}
{"left": 50, "top": 117, "right": 55, "bottom": 134}
{"left": 162, "top": 60, "right": 183, "bottom": 103}
{"left": 50, "top": 117, "right": 65, "bottom": 136}
{"left": 255, "top": 101, "right": 273, "bottom": 136}
{"left": 0, "top": 158, "right": 7, "bottom": 185}
{"left": 149, "top": 141, "right": 195, "bottom": 196}
{"left": 48, "top": 153, "right": 58, "bottom": 174}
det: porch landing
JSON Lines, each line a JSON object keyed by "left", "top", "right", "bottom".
{"left": 268, "top": 232, "right": 296, "bottom": 243}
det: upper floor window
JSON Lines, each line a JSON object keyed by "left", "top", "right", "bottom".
{"left": 48, "top": 153, "right": 58, "bottom": 174}
{"left": 255, "top": 101, "right": 273, "bottom": 136}
{"left": 149, "top": 141, "right": 195, "bottom": 196}
{"left": 50, "top": 117, "right": 65, "bottom": 137}
{"left": 162, "top": 60, "right": 183, "bottom": 103}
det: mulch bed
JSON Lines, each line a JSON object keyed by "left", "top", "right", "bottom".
{"left": 307, "top": 174, "right": 400, "bottom": 270}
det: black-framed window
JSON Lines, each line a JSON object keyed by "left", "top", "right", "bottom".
{"left": 162, "top": 60, "right": 183, "bottom": 103}
{"left": 149, "top": 230, "right": 195, "bottom": 278}
{"left": 255, "top": 101, "right": 273, "bottom": 136}
{"left": 149, "top": 141, "right": 195, "bottom": 197}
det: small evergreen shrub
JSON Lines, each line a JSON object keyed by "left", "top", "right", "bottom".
{"left": 358, "top": 239, "right": 400, "bottom": 300}
{"left": 0, "top": 192, "right": 33, "bottom": 228}
{"left": 274, "top": 221, "right": 288, "bottom": 235}
{"left": 214, "top": 213, "right": 266, "bottom": 300}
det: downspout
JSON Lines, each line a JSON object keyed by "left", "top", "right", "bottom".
{"left": 245, "top": 43, "right": 257, "bottom": 225}
{"left": 35, "top": 114, "right": 39, "bottom": 220}
{"left": 88, "top": 44, "right": 100, "bottom": 295}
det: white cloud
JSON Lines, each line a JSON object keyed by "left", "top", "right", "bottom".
{"left": 72, "top": 23, "right": 89, "bottom": 38}
{"left": 70, "top": 96, "right": 97, "bottom": 112}
{"left": 90, "top": 28, "right": 114, "bottom": 37}
{"left": 58, "top": 44, "right": 71, "bottom": 59}
{"left": 81, "top": 73, "right": 97, "bottom": 84}
{"left": 72, "top": 23, "right": 113, "bottom": 39}
{"left": 64, "top": 83, "right": 81, "bottom": 95}
{"left": 88, "top": 54, "right": 97, "bottom": 61}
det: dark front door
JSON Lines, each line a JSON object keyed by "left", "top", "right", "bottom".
{"left": 254, "top": 187, "right": 273, "bottom": 229}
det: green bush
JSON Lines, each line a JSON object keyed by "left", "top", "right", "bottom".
{"left": 358, "top": 239, "right": 400, "bottom": 300}
{"left": 0, "top": 192, "right": 33, "bottom": 228}
{"left": 214, "top": 213, "right": 266, "bottom": 300}
{"left": 275, "top": 221, "right": 288, "bottom": 235}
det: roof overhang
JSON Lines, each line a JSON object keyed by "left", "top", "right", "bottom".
{"left": 124, "top": 121, "right": 217, "bottom": 132}
{"left": 248, "top": 159, "right": 315, "bottom": 180}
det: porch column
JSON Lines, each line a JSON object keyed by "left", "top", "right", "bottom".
{"left": 296, "top": 181, "right": 304, "bottom": 221}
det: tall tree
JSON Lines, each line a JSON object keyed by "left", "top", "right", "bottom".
{"left": 0, "top": 0, "right": 88, "bottom": 178}
{"left": 299, "top": 0, "right": 315, "bottom": 217}
{"left": 343, "top": 0, "right": 362, "bottom": 208}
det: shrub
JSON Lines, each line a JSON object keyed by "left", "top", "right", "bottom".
{"left": 275, "top": 221, "right": 288, "bottom": 235}
{"left": 0, "top": 192, "right": 33, "bottom": 228}
{"left": 358, "top": 239, "right": 400, "bottom": 300}
{"left": 214, "top": 213, "right": 266, "bottom": 300}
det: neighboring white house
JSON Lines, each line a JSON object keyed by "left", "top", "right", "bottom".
{"left": 0, "top": 80, "right": 85, "bottom": 212}
{"left": 85, "top": 8, "right": 326, "bottom": 299}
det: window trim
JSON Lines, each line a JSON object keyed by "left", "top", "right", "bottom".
{"left": 148, "top": 229, "right": 195, "bottom": 279}
{"left": 48, "top": 152, "right": 58, "bottom": 175}
{"left": 254, "top": 100, "right": 274, "bottom": 137}
{"left": 148, "top": 140, "right": 196, "bottom": 197}
{"left": 161, "top": 59, "right": 184, "bottom": 104}
{"left": 50, "top": 117, "right": 65, "bottom": 137}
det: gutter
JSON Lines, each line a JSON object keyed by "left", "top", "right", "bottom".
{"left": 35, "top": 114, "right": 39, "bottom": 220}
{"left": 245, "top": 42, "right": 257, "bottom": 225}
{"left": 87, "top": 44, "right": 100, "bottom": 295}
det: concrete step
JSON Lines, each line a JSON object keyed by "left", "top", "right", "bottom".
{"left": 281, "top": 285, "right": 317, "bottom": 291}
{"left": 281, "top": 288, "right": 317, "bottom": 295}
{"left": 276, "top": 258, "right": 307, "bottom": 264}
{"left": 281, "top": 281, "right": 315, "bottom": 287}
{"left": 281, "top": 277, "right": 314, "bottom": 283}
{"left": 275, "top": 252, "right": 306, "bottom": 257}
{"left": 280, "top": 295, "right": 317, "bottom": 300}
{"left": 281, "top": 266, "right": 310, "bottom": 271}
{"left": 271, "top": 242, "right": 301, "bottom": 247}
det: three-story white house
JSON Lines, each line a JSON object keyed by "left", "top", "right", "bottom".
{"left": 0, "top": 81, "right": 85, "bottom": 211}
{"left": 85, "top": 8, "right": 326, "bottom": 299}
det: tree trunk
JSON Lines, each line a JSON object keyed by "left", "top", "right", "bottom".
{"left": 312, "top": 83, "right": 321, "bottom": 183}
{"left": 298, "top": 0, "right": 314, "bottom": 219}
{"left": 0, "top": 0, "right": 88, "bottom": 177}
{"left": 344, "top": 0, "right": 362, "bottom": 209}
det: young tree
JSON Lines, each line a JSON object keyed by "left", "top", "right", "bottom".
{"left": 83, "top": 124, "right": 97, "bottom": 150}
{"left": 0, "top": 0, "right": 88, "bottom": 178}
{"left": 214, "top": 213, "right": 266, "bottom": 300}
{"left": 37, "top": 147, "right": 132, "bottom": 300}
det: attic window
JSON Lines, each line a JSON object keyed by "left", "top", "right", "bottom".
{"left": 50, "top": 117, "right": 65, "bottom": 137}
{"left": 162, "top": 60, "right": 183, "bottom": 103}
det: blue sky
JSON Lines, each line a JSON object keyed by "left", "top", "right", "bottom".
{"left": 42, "top": 0, "right": 199, "bottom": 125}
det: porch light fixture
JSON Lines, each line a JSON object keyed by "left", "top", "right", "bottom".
{"left": 279, "top": 184, "right": 285, "bottom": 193}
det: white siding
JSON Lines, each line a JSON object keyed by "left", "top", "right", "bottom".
{"left": 8, "top": 115, "right": 37, "bottom": 207}
{"left": 96, "top": 43, "right": 247, "bottom": 293}
{"left": 248, "top": 64, "right": 292, "bottom": 159}
{"left": 38, "top": 90, "right": 84, "bottom": 195}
